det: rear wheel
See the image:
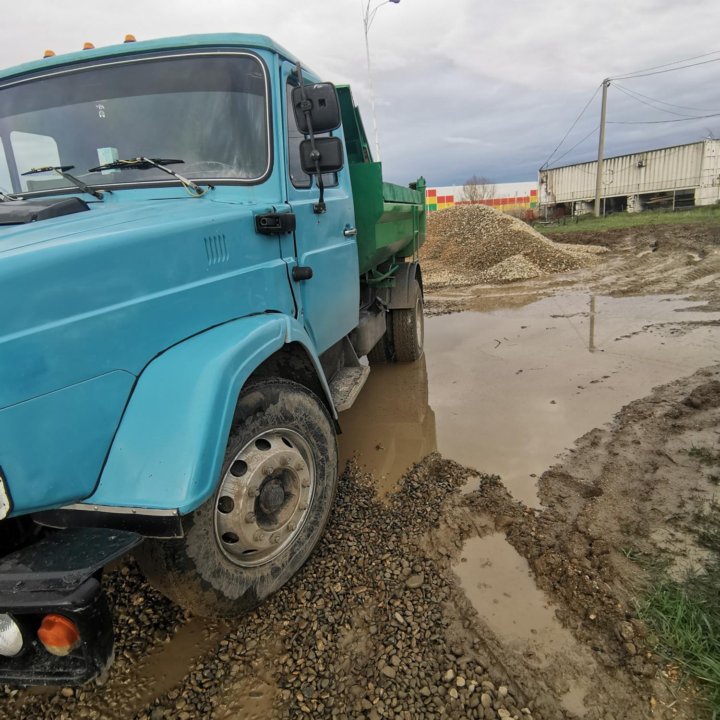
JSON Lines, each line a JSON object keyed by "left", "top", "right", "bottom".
{"left": 367, "top": 313, "right": 394, "bottom": 364}
{"left": 392, "top": 278, "right": 424, "bottom": 362}
{"left": 135, "top": 379, "right": 337, "bottom": 617}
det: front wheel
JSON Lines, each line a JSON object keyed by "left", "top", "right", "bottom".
{"left": 135, "top": 379, "right": 338, "bottom": 617}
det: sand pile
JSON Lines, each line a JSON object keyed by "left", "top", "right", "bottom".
{"left": 421, "top": 205, "right": 606, "bottom": 286}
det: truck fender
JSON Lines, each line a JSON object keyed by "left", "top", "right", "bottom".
{"left": 82, "top": 314, "right": 334, "bottom": 516}
{"left": 387, "top": 261, "right": 423, "bottom": 310}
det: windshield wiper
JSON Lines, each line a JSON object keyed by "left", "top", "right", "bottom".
{"left": 22, "top": 165, "right": 106, "bottom": 201}
{"left": 88, "top": 157, "right": 214, "bottom": 197}
{"left": 0, "top": 189, "right": 18, "bottom": 202}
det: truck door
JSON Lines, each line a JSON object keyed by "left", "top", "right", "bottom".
{"left": 281, "top": 64, "right": 359, "bottom": 354}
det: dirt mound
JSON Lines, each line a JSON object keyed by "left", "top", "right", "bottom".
{"left": 421, "top": 204, "right": 605, "bottom": 286}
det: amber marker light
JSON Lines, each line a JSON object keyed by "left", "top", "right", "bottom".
{"left": 43, "top": 49, "right": 56, "bottom": 58}
{"left": 82, "top": 42, "right": 95, "bottom": 50}
{"left": 37, "top": 614, "right": 81, "bottom": 657}
{"left": 124, "top": 34, "right": 137, "bottom": 43}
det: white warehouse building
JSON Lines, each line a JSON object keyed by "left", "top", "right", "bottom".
{"left": 539, "top": 139, "right": 720, "bottom": 213}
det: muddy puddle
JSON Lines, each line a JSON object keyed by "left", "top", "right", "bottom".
{"left": 338, "top": 359, "right": 436, "bottom": 496}
{"left": 454, "top": 532, "right": 591, "bottom": 716}
{"left": 342, "top": 292, "right": 720, "bottom": 506}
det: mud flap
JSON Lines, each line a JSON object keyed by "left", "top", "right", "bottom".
{"left": 0, "top": 527, "right": 141, "bottom": 685}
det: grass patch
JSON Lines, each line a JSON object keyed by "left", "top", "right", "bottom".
{"left": 639, "top": 567, "right": 720, "bottom": 718}
{"left": 537, "top": 205, "right": 720, "bottom": 235}
{"left": 635, "top": 505, "right": 720, "bottom": 718}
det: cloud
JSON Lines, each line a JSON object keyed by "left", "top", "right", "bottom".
{"left": 2, "top": 0, "right": 720, "bottom": 185}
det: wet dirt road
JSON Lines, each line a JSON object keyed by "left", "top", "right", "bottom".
{"left": 341, "top": 292, "right": 720, "bottom": 505}
{"left": 5, "top": 224, "right": 720, "bottom": 720}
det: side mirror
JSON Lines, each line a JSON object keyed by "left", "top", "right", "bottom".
{"left": 299, "top": 137, "right": 344, "bottom": 174}
{"left": 292, "top": 83, "right": 341, "bottom": 134}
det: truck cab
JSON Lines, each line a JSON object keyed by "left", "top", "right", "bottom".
{"left": 0, "top": 34, "right": 425, "bottom": 684}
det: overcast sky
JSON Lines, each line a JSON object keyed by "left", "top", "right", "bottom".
{"left": 3, "top": 1, "right": 720, "bottom": 186}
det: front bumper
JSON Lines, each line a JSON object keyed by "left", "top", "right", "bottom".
{"left": 0, "top": 527, "right": 140, "bottom": 685}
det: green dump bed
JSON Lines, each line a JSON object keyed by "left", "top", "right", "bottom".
{"left": 337, "top": 86, "right": 426, "bottom": 277}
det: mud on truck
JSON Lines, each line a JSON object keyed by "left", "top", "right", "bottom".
{"left": 0, "top": 34, "right": 426, "bottom": 684}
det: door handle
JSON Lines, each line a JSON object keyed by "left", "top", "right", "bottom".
{"left": 343, "top": 227, "right": 358, "bottom": 237}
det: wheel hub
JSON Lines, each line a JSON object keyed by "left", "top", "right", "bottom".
{"left": 214, "top": 429, "right": 315, "bottom": 567}
{"left": 258, "top": 479, "right": 287, "bottom": 515}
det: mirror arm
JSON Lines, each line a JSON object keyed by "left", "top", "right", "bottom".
{"left": 295, "top": 63, "right": 326, "bottom": 214}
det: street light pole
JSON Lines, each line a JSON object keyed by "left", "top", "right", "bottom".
{"left": 362, "top": 0, "right": 400, "bottom": 162}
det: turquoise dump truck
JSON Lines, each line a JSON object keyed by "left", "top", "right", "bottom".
{"left": 0, "top": 34, "right": 426, "bottom": 684}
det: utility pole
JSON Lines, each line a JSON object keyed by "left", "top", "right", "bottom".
{"left": 594, "top": 79, "right": 610, "bottom": 217}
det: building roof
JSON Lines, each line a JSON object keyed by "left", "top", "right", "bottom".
{"left": 544, "top": 139, "right": 714, "bottom": 173}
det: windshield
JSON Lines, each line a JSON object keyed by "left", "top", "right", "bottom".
{"left": 0, "top": 52, "right": 270, "bottom": 196}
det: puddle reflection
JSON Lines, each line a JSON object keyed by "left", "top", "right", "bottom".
{"left": 425, "top": 293, "right": 720, "bottom": 506}
{"left": 341, "top": 293, "right": 720, "bottom": 505}
{"left": 338, "top": 356, "right": 436, "bottom": 496}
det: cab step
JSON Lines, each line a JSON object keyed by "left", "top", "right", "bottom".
{"left": 329, "top": 365, "right": 370, "bottom": 412}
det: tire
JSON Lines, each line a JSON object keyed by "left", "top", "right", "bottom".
{"left": 135, "top": 379, "right": 338, "bottom": 617}
{"left": 392, "top": 278, "right": 424, "bottom": 362}
{"left": 367, "top": 312, "right": 393, "bottom": 365}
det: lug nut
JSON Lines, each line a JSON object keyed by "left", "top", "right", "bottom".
{"left": 287, "top": 522, "right": 296, "bottom": 532}
{"left": 302, "top": 480, "right": 310, "bottom": 488}
{"left": 245, "top": 512, "right": 256, "bottom": 523}
{"left": 270, "top": 534, "right": 280, "bottom": 545}
{"left": 263, "top": 465, "right": 274, "bottom": 476}
{"left": 253, "top": 531, "right": 264, "bottom": 542}
{"left": 294, "top": 462, "right": 303, "bottom": 471}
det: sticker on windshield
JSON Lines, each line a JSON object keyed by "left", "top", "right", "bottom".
{"left": 97, "top": 147, "right": 119, "bottom": 174}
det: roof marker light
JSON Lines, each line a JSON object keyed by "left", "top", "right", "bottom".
{"left": 43, "top": 49, "right": 56, "bottom": 58}
{"left": 124, "top": 34, "right": 137, "bottom": 43}
{"left": 83, "top": 42, "right": 95, "bottom": 50}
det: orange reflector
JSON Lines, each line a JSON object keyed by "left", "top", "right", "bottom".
{"left": 82, "top": 42, "right": 95, "bottom": 50}
{"left": 124, "top": 34, "right": 137, "bottom": 43}
{"left": 37, "top": 614, "right": 80, "bottom": 657}
{"left": 43, "top": 49, "right": 56, "bottom": 58}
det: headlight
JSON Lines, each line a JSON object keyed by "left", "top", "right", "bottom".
{"left": 0, "top": 613, "right": 23, "bottom": 657}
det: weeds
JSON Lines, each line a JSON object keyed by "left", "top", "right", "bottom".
{"left": 688, "top": 445, "right": 720, "bottom": 467}
{"left": 634, "top": 503, "right": 720, "bottom": 718}
{"left": 639, "top": 567, "right": 720, "bottom": 718}
{"left": 621, "top": 546, "right": 671, "bottom": 573}
{"left": 538, "top": 205, "right": 720, "bottom": 235}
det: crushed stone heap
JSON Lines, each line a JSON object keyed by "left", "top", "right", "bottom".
{"left": 421, "top": 205, "right": 606, "bottom": 286}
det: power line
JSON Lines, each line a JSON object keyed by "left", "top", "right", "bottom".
{"left": 613, "top": 84, "right": 712, "bottom": 119}
{"left": 611, "top": 56, "right": 720, "bottom": 80}
{"left": 610, "top": 49, "right": 720, "bottom": 80}
{"left": 540, "top": 84, "right": 601, "bottom": 170}
{"left": 613, "top": 83, "right": 720, "bottom": 114}
{"left": 546, "top": 125, "right": 600, "bottom": 168}
{"left": 608, "top": 112, "right": 720, "bottom": 125}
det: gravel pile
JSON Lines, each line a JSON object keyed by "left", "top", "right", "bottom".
{"left": 421, "top": 205, "right": 605, "bottom": 286}
{"left": 3, "top": 457, "right": 546, "bottom": 720}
